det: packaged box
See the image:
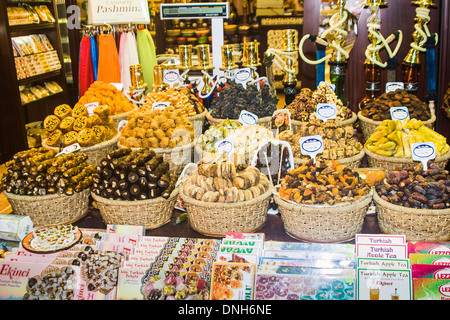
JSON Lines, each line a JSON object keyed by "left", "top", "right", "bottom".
{"left": 225, "top": 232, "right": 265, "bottom": 241}
{"left": 254, "top": 273, "right": 354, "bottom": 300}
{"left": 106, "top": 224, "right": 145, "bottom": 236}
{"left": 408, "top": 242, "right": 450, "bottom": 255}
{"left": 413, "top": 278, "right": 450, "bottom": 300}
{"left": 356, "top": 268, "right": 412, "bottom": 300}
{"left": 411, "top": 264, "right": 450, "bottom": 279}
{"left": 409, "top": 253, "right": 450, "bottom": 266}
{"left": 0, "top": 214, "right": 33, "bottom": 241}
{"left": 210, "top": 262, "right": 256, "bottom": 300}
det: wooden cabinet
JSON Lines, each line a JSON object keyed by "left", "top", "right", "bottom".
{"left": 0, "top": 0, "right": 68, "bottom": 163}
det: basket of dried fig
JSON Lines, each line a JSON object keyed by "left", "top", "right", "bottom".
{"left": 179, "top": 161, "right": 273, "bottom": 237}
{"left": 273, "top": 159, "right": 373, "bottom": 242}
{"left": 373, "top": 161, "right": 450, "bottom": 241}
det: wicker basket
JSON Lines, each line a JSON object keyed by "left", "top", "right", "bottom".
{"left": 4, "top": 188, "right": 90, "bottom": 227}
{"left": 373, "top": 190, "right": 450, "bottom": 241}
{"left": 179, "top": 185, "right": 273, "bottom": 237}
{"left": 290, "top": 112, "right": 357, "bottom": 133}
{"left": 92, "top": 190, "right": 178, "bottom": 229}
{"left": 111, "top": 107, "right": 138, "bottom": 128}
{"left": 42, "top": 132, "right": 120, "bottom": 165}
{"left": 273, "top": 188, "right": 373, "bottom": 243}
{"left": 364, "top": 147, "right": 450, "bottom": 171}
{"left": 117, "top": 140, "right": 193, "bottom": 172}
{"left": 188, "top": 110, "right": 207, "bottom": 139}
{"left": 357, "top": 111, "right": 436, "bottom": 142}
{"left": 294, "top": 149, "right": 365, "bottom": 170}
{"left": 206, "top": 111, "right": 272, "bottom": 129}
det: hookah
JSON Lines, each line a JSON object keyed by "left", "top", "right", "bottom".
{"left": 401, "top": 0, "right": 438, "bottom": 113}
{"left": 264, "top": 29, "right": 299, "bottom": 106}
{"left": 298, "top": 0, "right": 354, "bottom": 106}
{"left": 125, "top": 64, "right": 148, "bottom": 106}
{"left": 359, "top": 0, "right": 403, "bottom": 109}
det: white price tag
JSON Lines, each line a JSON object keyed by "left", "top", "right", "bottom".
{"left": 163, "top": 69, "right": 181, "bottom": 88}
{"left": 56, "top": 143, "right": 81, "bottom": 157}
{"left": 84, "top": 102, "right": 99, "bottom": 116}
{"left": 117, "top": 120, "right": 128, "bottom": 132}
{"left": 386, "top": 82, "right": 404, "bottom": 93}
{"left": 152, "top": 102, "right": 170, "bottom": 110}
{"left": 234, "top": 68, "right": 252, "bottom": 89}
{"left": 215, "top": 138, "right": 235, "bottom": 155}
{"left": 411, "top": 142, "right": 436, "bottom": 171}
{"left": 299, "top": 135, "right": 323, "bottom": 163}
{"left": 316, "top": 103, "right": 337, "bottom": 122}
{"left": 239, "top": 110, "right": 258, "bottom": 126}
{"left": 390, "top": 107, "right": 410, "bottom": 121}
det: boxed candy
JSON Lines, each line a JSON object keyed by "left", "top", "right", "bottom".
{"left": 0, "top": 214, "right": 33, "bottom": 241}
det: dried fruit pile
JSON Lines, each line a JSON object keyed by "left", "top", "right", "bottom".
{"left": 375, "top": 162, "right": 450, "bottom": 209}
{"left": 279, "top": 159, "right": 371, "bottom": 205}
{"left": 360, "top": 89, "right": 431, "bottom": 121}
{"left": 209, "top": 81, "right": 278, "bottom": 119}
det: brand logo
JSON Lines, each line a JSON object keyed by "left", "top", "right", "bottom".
{"left": 429, "top": 246, "right": 450, "bottom": 256}
{"left": 438, "top": 283, "right": 450, "bottom": 297}
{"left": 433, "top": 268, "right": 450, "bottom": 280}
{"left": 432, "top": 257, "right": 450, "bottom": 266}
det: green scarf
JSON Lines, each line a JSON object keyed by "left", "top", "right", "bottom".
{"left": 136, "top": 28, "right": 157, "bottom": 93}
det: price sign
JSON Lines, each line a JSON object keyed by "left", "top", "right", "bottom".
{"left": 215, "top": 138, "right": 235, "bottom": 155}
{"left": 163, "top": 69, "right": 181, "bottom": 88}
{"left": 390, "top": 107, "right": 410, "bottom": 121}
{"left": 234, "top": 68, "right": 252, "bottom": 89}
{"left": 386, "top": 82, "right": 404, "bottom": 93}
{"left": 316, "top": 103, "right": 337, "bottom": 122}
{"left": 299, "top": 135, "right": 323, "bottom": 163}
{"left": 239, "top": 110, "right": 258, "bottom": 126}
{"left": 56, "top": 143, "right": 81, "bottom": 157}
{"left": 411, "top": 142, "right": 436, "bottom": 171}
{"left": 152, "top": 102, "right": 170, "bottom": 110}
{"left": 84, "top": 102, "right": 99, "bottom": 116}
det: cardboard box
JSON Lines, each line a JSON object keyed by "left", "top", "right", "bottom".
{"left": 0, "top": 214, "right": 33, "bottom": 241}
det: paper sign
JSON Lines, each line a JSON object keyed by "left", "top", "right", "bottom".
{"left": 356, "top": 243, "right": 408, "bottom": 260}
{"left": 356, "top": 234, "right": 406, "bottom": 246}
{"left": 411, "top": 142, "right": 436, "bottom": 171}
{"left": 357, "top": 258, "right": 410, "bottom": 270}
{"left": 357, "top": 268, "right": 412, "bottom": 300}
{"left": 152, "top": 101, "right": 170, "bottom": 110}
{"left": 386, "top": 82, "right": 404, "bottom": 93}
{"left": 85, "top": 102, "right": 99, "bottom": 116}
{"left": 239, "top": 110, "right": 258, "bottom": 126}
{"left": 390, "top": 107, "right": 410, "bottom": 121}
{"left": 163, "top": 69, "right": 181, "bottom": 87}
{"left": 88, "top": 0, "right": 150, "bottom": 25}
{"left": 117, "top": 120, "right": 128, "bottom": 132}
{"left": 215, "top": 138, "right": 235, "bottom": 155}
{"left": 316, "top": 103, "right": 337, "bottom": 122}
{"left": 234, "top": 68, "right": 252, "bottom": 89}
{"left": 56, "top": 143, "right": 81, "bottom": 157}
{"left": 299, "top": 135, "right": 323, "bottom": 163}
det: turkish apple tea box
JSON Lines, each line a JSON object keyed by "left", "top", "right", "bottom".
{"left": 357, "top": 258, "right": 410, "bottom": 270}
{"left": 413, "top": 278, "right": 450, "bottom": 300}
{"left": 407, "top": 242, "right": 450, "bottom": 255}
{"left": 263, "top": 241, "right": 355, "bottom": 253}
{"left": 254, "top": 273, "right": 354, "bottom": 300}
{"left": 259, "top": 257, "right": 356, "bottom": 269}
{"left": 409, "top": 254, "right": 450, "bottom": 265}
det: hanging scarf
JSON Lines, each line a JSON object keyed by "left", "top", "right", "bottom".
{"left": 97, "top": 33, "right": 121, "bottom": 83}
{"left": 90, "top": 35, "right": 99, "bottom": 81}
{"left": 79, "top": 35, "right": 94, "bottom": 97}
{"left": 119, "top": 31, "right": 140, "bottom": 93}
{"left": 136, "top": 28, "right": 157, "bottom": 93}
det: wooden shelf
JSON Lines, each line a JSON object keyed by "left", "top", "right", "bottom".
{"left": 10, "top": 22, "right": 56, "bottom": 33}
{"left": 17, "top": 69, "right": 62, "bottom": 86}
{"left": 21, "top": 90, "right": 64, "bottom": 106}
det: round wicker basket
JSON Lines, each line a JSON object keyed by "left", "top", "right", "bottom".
{"left": 364, "top": 147, "right": 450, "bottom": 171}
{"left": 42, "top": 132, "right": 120, "bottom": 165}
{"left": 4, "top": 188, "right": 90, "bottom": 227}
{"left": 357, "top": 111, "right": 436, "bottom": 142}
{"left": 179, "top": 185, "right": 273, "bottom": 237}
{"left": 273, "top": 188, "right": 373, "bottom": 243}
{"left": 117, "top": 141, "right": 193, "bottom": 172}
{"left": 294, "top": 148, "right": 365, "bottom": 170}
{"left": 373, "top": 190, "right": 450, "bottom": 241}
{"left": 206, "top": 111, "right": 272, "bottom": 129}
{"left": 92, "top": 190, "right": 178, "bottom": 229}
{"left": 290, "top": 112, "right": 357, "bottom": 133}
{"left": 111, "top": 107, "right": 138, "bottom": 128}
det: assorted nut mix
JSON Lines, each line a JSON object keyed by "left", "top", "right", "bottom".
{"left": 0, "top": 147, "right": 94, "bottom": 196}
{"left": 360, "top": 89, "right": 431, "bottom": 121}
{"left": 375, "top": 161, "right": 450, "bottom": 209}
{"left": 286, "top": 84, "right": 352, "bottom": 122}
{"left": 279, "top": 159, "right": 371, "bottom": 205}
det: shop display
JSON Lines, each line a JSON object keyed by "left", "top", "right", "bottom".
{"left": 360, "top": 89, "right": 432, "bottom": 121}
{"left": 209, "top": 81, "right": 278, "bottom": 120}
{"left": 74, "top": 81, "right": 135, "bottom": 116}
{"left": 286, "top": 83, "right": 352, "bottom": 123}
{"left": 43, "top": 104, "right": 117, "bottom": 147}
{"left": 278, "top": 159, "right": 371, "bottom": 205}
{"left": 118, "top": 106, "right": 194, "bottom": 149}
{"left": 365, "top": 119, "right": 449, "bottom": 157}
{"left": 92, "top": 148, "right": 177, "bottom": 201}
{"left": 0, "top": 147, "right": 93, "bottom": 196}
{"left": 182, "top": 162, "right": 270, "bottom": 203}
{"left": 142, "top": 87, "right": 205, "bottom": 117}
{"left": 277, "top": 119, "right": 363, "bottom": 161}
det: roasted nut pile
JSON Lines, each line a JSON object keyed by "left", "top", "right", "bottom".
{"left": 279, "top": 159, "right": 371, "bottom": 205}
{"left": 182, "top": 162, "right": 271, "bottom": 203}
{"left": 375, "top": 162, "right": 450, "bottom": 209}
{"left": 286, "top": 84, "right": 352, "bottom": 122}
{"left": 209, "top": 81, "right": 278, "bottom": 119}
{"left": 360, "top": 89, "right": 431, "bottom": 121}
{"left": 0, "top": 147, "right": 94, "bottom": 196}
{"left": 92, "top": 148, "right": 177, "bottom": 200}
{"left": 277, "top": 119, "right": 362, "bottom": 160}
{"left": 142, "top": 87, "right": 205, "bottom": 116}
